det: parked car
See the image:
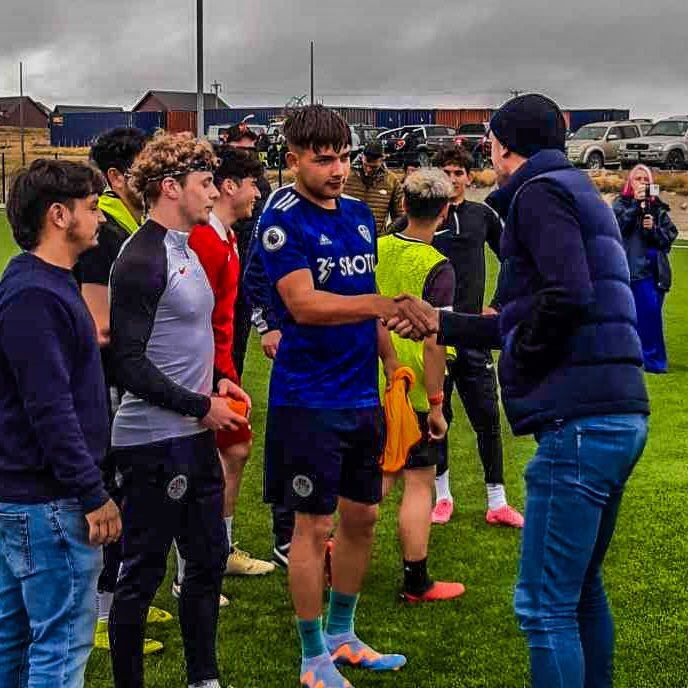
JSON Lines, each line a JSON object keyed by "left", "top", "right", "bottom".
{"left": 619, "top": 116, "right": 688, "bottom": 170}
{"left": 565, "top": 120, "right": 651, "bottom": 169}
{"left": 349, "top": 124, "right": 385, "bottom": 160}
{"left": 376, "top": 125, "right": 458, "bottom": 167}
{"left": 451, "top": 122, "right": 491, "bottom": 168}
{"left": 352, "top": 124, "right": 385, "bottom": 147}
{"left": 455, "top": 123, "right": 489, "bottom": 151}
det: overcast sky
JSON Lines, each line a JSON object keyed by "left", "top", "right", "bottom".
{"left": 0, "top": 0, "right": 685, "bottom": 119}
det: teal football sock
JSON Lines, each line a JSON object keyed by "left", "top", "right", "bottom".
{"left": 325, "top": 591, "right": 358, "bottom": 637}
{"left": 297, "top": 616, "right": 326, "bottom": 660}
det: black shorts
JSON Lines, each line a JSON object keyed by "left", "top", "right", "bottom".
{"left": 264, "top": 406, "right": 384, "bottom": 515}
{"left": 405, "top": 412, "right": 441, "bottom": 470}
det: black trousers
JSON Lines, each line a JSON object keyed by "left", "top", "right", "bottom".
{"left": 232, "top": 290, "right": 252, "bottom": 379}
{"left": 437, "top": 349, "right": 504, "bottom": 485}
{"left": 109, "top": 431, "right": 228, "bottom": 688}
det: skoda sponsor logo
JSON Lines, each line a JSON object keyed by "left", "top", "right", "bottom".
{"left": 166, "top": 474, "right": 188, "bottom": 501}
{"left": 339, "top": 253, "right": 376, "bottom": 277}
{"left": 358, "top": 224, "right": 372, "bottom": 244}
{"left": 292, "top": 475, "right": 314, "bottom": 498}
{"left": 262, "top": 226, "right": 287, "bottom": 252}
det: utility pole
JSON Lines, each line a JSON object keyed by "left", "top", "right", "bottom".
{"left": 19, "top": 62, "right": 25, "bottom": 167}
{"left": 196, "top": 0, "right": 204, "bottom": 138}
{"left": 211, "top": 80, "right": 222, "bottom": 110}
{"left": 310, "top": 41, "right": 314, "bottom": 105}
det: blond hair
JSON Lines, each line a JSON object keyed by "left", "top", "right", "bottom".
{"left": 129, "top": 131, "right": 218, "bottom": 205}
{"left": 403, "top": 168, "right": 454, "bottom": 219}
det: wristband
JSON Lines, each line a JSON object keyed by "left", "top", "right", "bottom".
{"left": 427, "top": 392, "right": 444, "bottom": 407}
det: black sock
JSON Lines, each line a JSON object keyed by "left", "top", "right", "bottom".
{"left": 403, "top": 558, "right": 433, "bottom": 596}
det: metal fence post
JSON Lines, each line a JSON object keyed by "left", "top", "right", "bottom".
{"left": 278, "top": 147, "right": 283, "bottom": 188}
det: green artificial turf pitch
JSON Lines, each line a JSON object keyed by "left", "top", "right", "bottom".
{"left": 1, "top": 210, "right": 686, "bottom": 687}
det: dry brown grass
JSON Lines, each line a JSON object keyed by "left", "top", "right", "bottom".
{"left": 0, "top": 127, "right": 89, "bottom": 185}
{"left": 265, "top": 168, "right": 295, "bottom": 187}
{"left": 469, "top": 168, "right": 688, "bottom": 197}
{"left": 269, "top": 166, "right": 500, "bottom": 191}
{"left": 472, "top": 168, "right": 497, "bottom": 188}
{"left": 589, "top": 171, "right": 626, "bottom": 194}
{"left": 653, "top": 172, "right": 688, "bottom": 195}
{"left": 9, "top": 127, "right": 686, "bottom": 202}
{"left": 589, "top": 169, "right": 688, "bottom": 196}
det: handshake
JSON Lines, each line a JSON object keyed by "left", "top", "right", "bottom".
{"left": 379, "top": 294, "right": 439, "bottom": 340}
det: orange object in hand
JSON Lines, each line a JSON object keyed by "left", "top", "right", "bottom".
{"left": 226, "top": 397, "right": 249, "bottom": 418}
{"left": 216, "top": 397, "right": 252, "bottom": 450}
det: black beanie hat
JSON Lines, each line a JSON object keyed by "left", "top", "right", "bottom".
{"left": 489, "top": 94, "right": 567, "bottom": 158}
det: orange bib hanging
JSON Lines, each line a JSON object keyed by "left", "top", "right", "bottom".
{"left": 380, "top": 367, "right": 422, "bottom": 473}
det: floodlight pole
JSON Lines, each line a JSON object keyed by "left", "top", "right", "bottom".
{"left": 19, "top": 62, "right": 26, "bottom": 166}
{"left": 196, "top": 0, "right": 204, "bottom": 138}
{"left": 310, "top": 41, "right": 314, "bottom": 105}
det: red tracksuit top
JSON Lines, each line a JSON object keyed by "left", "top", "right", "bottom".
{"left": 189, "top": 212, "right": 240, "bottom": 382}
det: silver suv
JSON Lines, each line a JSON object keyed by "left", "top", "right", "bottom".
{"left": 565, "top": 121, "right": 650, "bottom": 169}
{"left": 619, "top": 117, "right": 688, "bottom": 170}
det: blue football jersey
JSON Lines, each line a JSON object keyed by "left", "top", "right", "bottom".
{"left": 257, "top": 187, "right": 379, "bottom": 409}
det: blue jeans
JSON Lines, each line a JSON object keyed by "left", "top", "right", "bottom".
{"left": 0, "top": 499, "right": 102, "bottom": 688}
{"left": 515, "top": 414, "right": 648, "bottom": 688}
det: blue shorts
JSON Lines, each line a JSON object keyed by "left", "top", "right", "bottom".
{"left": 264, "top": 406, "right": 384, "bottom": 515}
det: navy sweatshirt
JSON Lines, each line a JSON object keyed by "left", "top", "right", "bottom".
{"left": 0, "top": 253, "right": 110, "bottom": 512}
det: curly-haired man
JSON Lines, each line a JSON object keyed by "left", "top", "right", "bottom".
{"left": 107, "top": 132, "right": 249, "bottom": 688}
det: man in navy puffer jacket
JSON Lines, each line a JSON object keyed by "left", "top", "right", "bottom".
{"left": 390, "top": 94, "right": 650, "bottom": 688}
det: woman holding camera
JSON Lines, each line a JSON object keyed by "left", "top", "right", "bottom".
{"left": 613, "top": 164, "right": 678, "bottom": 373}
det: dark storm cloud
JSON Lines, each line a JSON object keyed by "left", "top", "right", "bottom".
{"left": 0, "top": 0, "right": 685, "bottom": 118}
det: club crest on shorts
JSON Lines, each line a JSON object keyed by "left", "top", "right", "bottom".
{"left": 167, "top": 474, "right": 188, "bottom": 501}
{"left": 358, "top": 224, "right": 372, "bottom": 244}
{"left": 262, "top": 226, "right": 287, "bottom": 252}
{"left": 292, "top": 475, "right": 314, "bottom": 498}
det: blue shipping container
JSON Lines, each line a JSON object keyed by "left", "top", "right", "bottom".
{"left": 568, "top": 109, "right": 630, "bottom": 132}
{"left": 50, "top": 111, "right": 166, "bottom": 147}
{"left": 50, "top": 112, "right": 129, "bottom": 147}
{"left": 204, "top": 109, "right": 231, "bottom": 132}
{"left": 333, "top": 107, "right": 377, "bottom": 125}
{"left": 231, "top": 108, "right": 283, "bottom": 125}
{"left": 132, "top": 111, "right": 166, "bottom": 135}
{"left": 203, "top": 108, "right": 284, "bottom": 133}
{"left": 374, "top": 109, "right": 435, "bottom": 129}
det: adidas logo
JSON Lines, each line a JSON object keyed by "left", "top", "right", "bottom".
{"left": 319, "top": 234, "right": 332, "bottom": 245}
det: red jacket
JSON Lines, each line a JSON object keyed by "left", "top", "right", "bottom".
{"left": 189, "top": 213, "right": 241, "bottom": 382}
